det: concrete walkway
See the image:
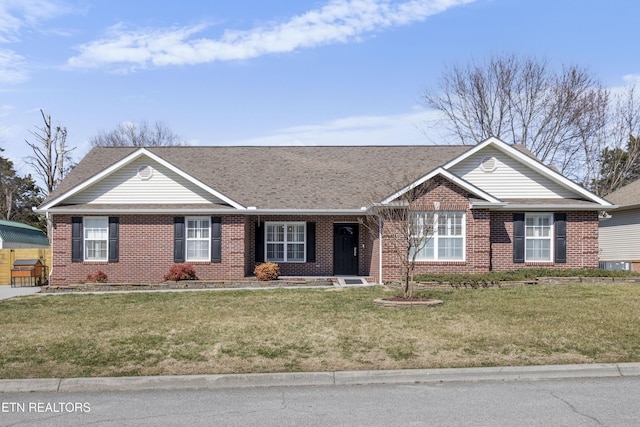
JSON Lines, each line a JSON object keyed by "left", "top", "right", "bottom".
{"left": 0, "top": 284, "right": 40, "bottom": 301}
{"left": 0, "top": 363, "right": 639, "bottom": 393}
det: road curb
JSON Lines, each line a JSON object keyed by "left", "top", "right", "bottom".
{"left": 1, "top": 363, "right": 639, "bottom": 393}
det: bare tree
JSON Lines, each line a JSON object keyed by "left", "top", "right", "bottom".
{"left": 25, "top": 110, "right": 75, "bottom": 196}
{"left": 0, "top": 148, "right": 44, "bottom": 229}
{"left": 422, "top": 54, "right": 608, "bottom": 183}
{"left": 361, "top": 177, "right": 435, "bottom": 299}
{"left": 591, "top": 85, "right": 640, "bottom": 196}
{"left": 90, "top": 120, "right": 184, "bottom": 147}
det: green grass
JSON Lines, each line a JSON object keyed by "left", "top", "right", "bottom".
{"left": 0, "top": 284, "right": 639, "bottom": 379}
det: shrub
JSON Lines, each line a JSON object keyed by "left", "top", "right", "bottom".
{"left": 412, "top": 267, "right": 640, "bottom": 287}
{"left": 254, "top": 262, "right": 280, "bottom": 281}
{"left": 164, "top": 263, "right": 197, "bottom": 281}
{"left": 86, "top": 270, "right": 108, "bottom": 283}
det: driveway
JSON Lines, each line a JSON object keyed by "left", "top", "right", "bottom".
{"left": 0, "top": 285, "right": 40, "bottom": 301}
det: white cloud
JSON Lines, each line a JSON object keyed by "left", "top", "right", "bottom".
{"left": 623, "top": 74, "right": 640, "bottom": 86}
{"left": 215, "top": 108, "right": 453, "bottom": 147}
{"left": 0, "top": 0, "right": 72, "bottom": 41}
{"left": 0, "top": 0, "right": 76, "bottom": 83}
{"left": 0, "top": 49, "right": 28, "bottom": 83}
{"left": 68, "top": 0, "right": 475, "bottom": 70}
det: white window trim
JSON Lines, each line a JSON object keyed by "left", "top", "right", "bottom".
{"left": 265, "top": 222, "right": 306, "bottom": 263}
{"left": 186, "top": 216, "right": 211, "bottom": 262}
{"left": 524, "top": 213, "right": 554, "bottom": 262}
{"left": 412, "top": 211, "right": 466, "bottom": 262}
{"left": 84, "top": 216, "right": 108, "bottom": 262}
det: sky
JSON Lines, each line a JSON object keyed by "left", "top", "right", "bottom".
{"left": 1, "top": 0, "right": 639, "bottom": 186}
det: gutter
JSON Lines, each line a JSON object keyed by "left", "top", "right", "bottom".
{"left": 34, "top": 207, "right": 371, "bottom": 216}
{"left": 493, "top": 204, "right": 618, "bottom": 211}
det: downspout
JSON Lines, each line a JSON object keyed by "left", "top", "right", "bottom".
{"left": 46, "top": 211, "right": 53, "bottom": 284}
{"left": 378, "top": 214, "right": 383, "bottom": 285}
{"left": 582, "top": 212, "right": 585, "bottom": 268}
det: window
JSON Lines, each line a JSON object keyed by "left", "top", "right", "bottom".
{"left": 186, "top": 217, "right": 210, "bottom": 261}
{"left": 411, "top": 212, "right": 465, "bottom": 261}
{"left": 525, "top": 213, "right": 553, "bottom": 261}
{"left": 84, "top": 217, "right": 108, "bottom": 261}
{"left": 266, "top": 222, "right": 305, "bottom": 262}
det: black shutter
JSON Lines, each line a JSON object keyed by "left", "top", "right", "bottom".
{"left": 554, "top": 213, "right": 567, "bottom": 263}
{"left": 211, "top": 217, "right": 222, "bottom": 263}
{"left": 513, "top": 213, "right": 525, "bottom": 263}
{"left": 306, "top": 222, "right": 316, "bottom": 262}
{"left": 71, "top": 217, "right": 83, "bottom": 262}
{"left": 174, "top": 217, "right": 185, "bottom": 263}
{"left": 255, "top": 222, "right": 264, "bottom": 263}
{"left": 108, "top": 217, "right": 119, "bottom": 263}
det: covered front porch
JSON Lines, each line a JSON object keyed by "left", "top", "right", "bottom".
{"left": 244, "top": 214, "right": 379, "bottom": 281}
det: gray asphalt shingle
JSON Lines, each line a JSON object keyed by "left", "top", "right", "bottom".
{"left": 45, "top": 145, "right": 472, "bottom": 210}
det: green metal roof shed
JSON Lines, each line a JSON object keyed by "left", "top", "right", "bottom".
{"left": 0, "top": 220, "right": 49, "bottom": 249}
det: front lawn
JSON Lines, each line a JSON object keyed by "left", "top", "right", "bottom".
{"left": 0, "top": 284, "right": 639, "bottom": 379}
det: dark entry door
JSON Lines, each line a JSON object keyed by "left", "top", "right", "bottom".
{"left": 333, "top": 223, "right": 359, "bottom": 275}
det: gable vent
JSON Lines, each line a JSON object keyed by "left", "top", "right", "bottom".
{"left": 480, "top": 156, "right": 497, "bottom": 172}
{"left": 137, "top": 165, "right": 154, "bottom": 180}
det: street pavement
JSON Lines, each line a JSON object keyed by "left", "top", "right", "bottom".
{"left": 2, "top": 375, "right": 640, "bottom": 426}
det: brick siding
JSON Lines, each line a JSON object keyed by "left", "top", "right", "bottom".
{"left": 245, "top": 215, "right": 374, "bottom": 277}
{"left": 51, "top": 213, "right": 377, "bottom": 285}
{"left": 50, "top": 214, "right": 246, "bottom": 285}
{"left": 380, "top": 177, "right": 600, "bottom": 282}
{"left": 490, "top": 210, "right": 599, "bottom": 270}
{"left": 50, "top": 203, "right": 599, "bottom": 285}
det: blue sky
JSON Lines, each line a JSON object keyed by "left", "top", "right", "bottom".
{"left": 1, "top": 0, "right": 639, "bottom": 184}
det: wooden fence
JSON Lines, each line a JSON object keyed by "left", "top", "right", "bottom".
{"left": 0, "top": 248, "right": 51, "bottom": 286}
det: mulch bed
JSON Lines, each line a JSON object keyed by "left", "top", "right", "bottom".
{"left": 41, "top": 278, "right": 335, "bottom": 293}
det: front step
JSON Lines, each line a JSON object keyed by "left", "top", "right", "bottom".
{"left": 335, "top": 277, "right": 370, "bottom": 287}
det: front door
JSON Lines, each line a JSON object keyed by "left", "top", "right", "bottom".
{"left": 333, "top": 223, "right": 359, "bottom": 275}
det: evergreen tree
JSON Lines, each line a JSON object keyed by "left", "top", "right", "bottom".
{"left": 0, "top": 148, "right": 45, "bottom": 230}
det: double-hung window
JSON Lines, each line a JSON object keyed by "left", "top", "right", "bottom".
{"left": 410, "top": 211, "right": 465, "bottom": 261}
{"left": 266, "top": 222, "right": 305, "bottom": 262}
{"left": 84, "top": 217, "right": 108, "bottom": 261}
{"left": 525, "top": 213, "right": 553, "bottom": 261}
{"left": 186, "top": 217, "right": 210, "bottom": 261}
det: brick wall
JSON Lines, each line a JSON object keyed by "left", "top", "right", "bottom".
{"left": 380, "top": 177, "right": 490, "bottom": 281}
{"left": 50, "top": 214, "right": 246, "bottom": 285}
{"left": 490, "top": 210, "right": 599, "bottom": 270}
{"left": 379, "top": 176, "right": 601, "bottom": 282}
{"left": 245, "top": 215, "right": 374, "bottom": 277}
{"left": 50, "top": 213, "right": 377, "bottom": 285}
{"left": 49, "top": 207, "right": 599, "bottom": 285}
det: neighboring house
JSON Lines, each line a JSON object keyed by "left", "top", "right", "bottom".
{"left": 35, "top": 137, "right": 613, "bottom": 286}
{"left": 598, "top": 179, "right": 640, "bottom": 271}
{"left": 0, "top": 220, "right": 50, "bottom": 286}
{"left": 0, "top": 220, "right": 49, "bottom": 249}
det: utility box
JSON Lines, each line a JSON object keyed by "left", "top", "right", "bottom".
{"left": 11, "top": 259, "right": 47, "bottom": 287}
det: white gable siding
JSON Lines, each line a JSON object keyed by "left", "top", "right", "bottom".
{"left": 448, "top": 146, "right": 576, "bottom": 199}
{"left": 599, "top": 208, "right": 640, "bottom": 261}
{"left": 66, "top": 157, "right": 225, "bottom": 205}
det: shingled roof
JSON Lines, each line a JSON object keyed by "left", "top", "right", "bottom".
{"left": 603, "top": 179, "right": 640, "bottom": 208}
{"left": 0, "top": 220, "right": 49, "bottom": 246}
{"left": 45, "top": 145, "right": 472, "bottom": 210}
